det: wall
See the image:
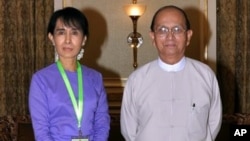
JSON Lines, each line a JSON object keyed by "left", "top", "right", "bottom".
{"left": 54, "top": 0, "right": 216, "bottom": 79}
{"left": 207, "top": 0, "right": 216, "bottom": 72}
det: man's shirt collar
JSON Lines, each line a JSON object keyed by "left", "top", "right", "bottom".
{"left": 158, "top": 57, "right": 186, "bottom": 72}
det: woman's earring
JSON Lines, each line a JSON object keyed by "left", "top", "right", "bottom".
{"left": 77, "top": 48, "right": 84, "bottom": 60}
{"left": 55, "top": 51, "right": 59, "bottom": 61}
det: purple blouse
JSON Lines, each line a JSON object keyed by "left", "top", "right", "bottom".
{"left": 29, "top": 63, "right": 110, "bottom": 141}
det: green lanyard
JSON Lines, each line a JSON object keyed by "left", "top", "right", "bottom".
{"left": 56, "top": 60, "right": 83, "bottom": 129}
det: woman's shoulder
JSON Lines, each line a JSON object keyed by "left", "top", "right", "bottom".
{"left": 34, "top": 63, "right": 58, "bottom": 75}
{"left": 82, "top": 65, "right": 101, "bottom": 77}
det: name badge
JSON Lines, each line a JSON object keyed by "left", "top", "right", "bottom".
{"left": 71, "top": 139, "right": 88, "bottom": 141}
{"left": 71, "top": 136, "right": 89, "bottom": 141}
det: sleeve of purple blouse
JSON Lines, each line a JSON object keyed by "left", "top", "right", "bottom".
{"left": 29, "top": 74, "right": 54, "bottom": 141}
{"left": 93, "top": 74, "right": 110, "bottom": 141}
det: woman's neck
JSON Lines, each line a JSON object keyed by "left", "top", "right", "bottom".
{"left": 59, "top": 59, "right": 77, "bottom": 72}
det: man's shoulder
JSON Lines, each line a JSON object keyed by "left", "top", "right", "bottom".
{"left": 186, "top": 57, "right": 210, "bottom": 68}
{"left": 133, "top": 60, "right": 157, "bottom": 73}
{"left": 127, "top": 60, "right": 158, "bottom": 80}
{"left": 186, "top": 57, "right": 215, "bottom": 75}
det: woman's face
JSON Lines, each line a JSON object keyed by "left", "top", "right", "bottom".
{"left": 48, "top": 19, "right": 86, "bottom": 61}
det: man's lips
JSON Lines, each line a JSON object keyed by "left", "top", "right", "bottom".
{"left": 164, "top": 43, "right": 176, "bottom": 47}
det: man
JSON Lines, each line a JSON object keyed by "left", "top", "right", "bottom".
{"left": 120, "top": 5, "right": 222, "bottom": 141}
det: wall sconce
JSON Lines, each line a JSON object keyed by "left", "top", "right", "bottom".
{"left": 124, "top": 0, "right": 146, "bottom": 69}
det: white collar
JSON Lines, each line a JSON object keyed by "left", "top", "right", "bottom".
{"left": 158, "top": 57, "right": 186, "bottom": 72}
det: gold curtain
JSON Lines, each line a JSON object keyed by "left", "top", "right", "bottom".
{"left": 0, "top": 0, "right": 54, "bottom": 116}
{"left": 217, "top": 0, "right": 250, "bottom": 114}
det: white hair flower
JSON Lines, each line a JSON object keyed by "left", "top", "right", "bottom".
{"left": 77, "top": 48, "right": 84, "bottom": 60}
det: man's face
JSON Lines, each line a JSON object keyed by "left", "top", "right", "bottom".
{"left": 150, "top": 8, "right": 193, "bottom": 64}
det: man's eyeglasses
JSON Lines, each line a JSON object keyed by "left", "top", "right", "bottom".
{"left": 154, "top": 26, "right": 186, "bottom": 37}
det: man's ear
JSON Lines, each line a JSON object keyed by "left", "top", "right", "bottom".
{"left": 48, "top": 33, "right": 55, "bottom": 45}
{"left": 149, "top": 31, "right": 156, "bottom": 47}
{"left": 186, "top": 30, "right": 193, "bottom": 46}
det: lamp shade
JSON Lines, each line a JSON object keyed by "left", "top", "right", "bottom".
{"left": 123, "top": 4, "right": 146, "bottom": 16}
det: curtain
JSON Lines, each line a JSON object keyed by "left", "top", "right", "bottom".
{"left": 0, "top": 0, "right": 54, "bottom": 116}
{"left": 217, "top": 0, "right": 250, "bottom": 114}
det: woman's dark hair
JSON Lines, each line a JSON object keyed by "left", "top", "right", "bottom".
{"left": 150, "top": 5, "right": 191, "bottom": 31}
{"left": 47, "top": 7, "right": 89, "bottom": 36}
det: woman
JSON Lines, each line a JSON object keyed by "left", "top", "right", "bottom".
{"left": 29, "top": 7, "right": 110, "bottom": 141}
